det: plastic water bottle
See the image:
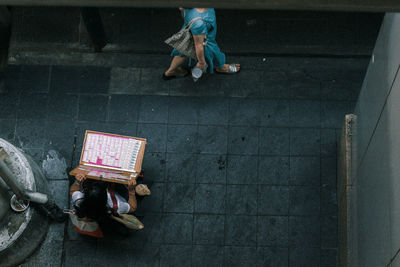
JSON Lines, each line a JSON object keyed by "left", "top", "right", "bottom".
{"left": 192, "top": 66, "right": 203, "bottom": 82}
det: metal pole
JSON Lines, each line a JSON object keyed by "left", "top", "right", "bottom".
{"left": 0, "top": 158, "right": 25, "bottom": 199}
{"left": 0, "top": 158, "right": 48, "bottom": 204}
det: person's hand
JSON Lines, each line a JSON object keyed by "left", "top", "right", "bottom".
{"left": 196, "top": 61, "right": 207, "bottom": 70}
{"left": 75, "top": 173, "right": 86, "bottom": 183}
{"left": 127, "top": 179, "right": 137, "bottom": 190}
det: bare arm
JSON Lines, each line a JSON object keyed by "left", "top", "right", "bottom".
{"left": 193, "top": 34, "right": 207, "bottom": 70}
{"left": 127, "top": 180, "right": 137, "bottom": 213}
{"left": 127, "top": 188, "right": 137, "bottom": 213}
{"left": 69, "top": 173, "right": 86, "bottom": 196}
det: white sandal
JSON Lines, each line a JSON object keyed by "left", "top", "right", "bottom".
{"left": 216, "top": 64, "right": 240, "bottom": 74}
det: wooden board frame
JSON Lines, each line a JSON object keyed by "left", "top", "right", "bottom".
{"left": 69, "top": 130, "right": 146, "bottom": 184}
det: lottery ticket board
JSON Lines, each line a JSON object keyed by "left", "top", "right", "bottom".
{"left": 69, "top": 130, "right": 146, "bottom": 184}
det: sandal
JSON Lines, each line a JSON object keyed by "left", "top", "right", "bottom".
{"left": 110, "top": 213, "right": 144, "bottom": 230}
{"left": 216, "top": 64, "right": 241, "bottom": 74}
{"left": 162, "top": 68, "right": 189, "bottom": 81}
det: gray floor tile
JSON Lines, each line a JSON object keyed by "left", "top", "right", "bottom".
{"left": 140, "top": 67, "right": 170, "bottom": 95}
{"left": 94, "top": 242, "right": 132, "bottom": 266}
{"left": 197, "top": 97, "right": 229, "bottom": 125}
{"left": 132, "top": 244, "right": 161, "bottom": 267}
{"left": 137, "top": 123, "right": 167, "bottom": 153}
{"left": 20, "top": 65, "right": 51, "bottom": 94}
{"left": 289, "top": 216, "right": 321, "bottom": 247}
{"left": 321, "top": 157, "right": 337, "bottom": 187}
{"left": 321, "top": 129, "right": 337, "bottom": 157}
{"left": 321, "top": 215, "right": 338, "bottom": 248}
{"left": 224, "top": 246, "right": 257, "bottom": 267}
{"left": 226, "top": 185, "right": 258, "bottom": 215}
{"left": 164, "top": 183, "right": 195, "bottom": 213}
{"left": 257, "top": 216, "right": 289, "bottom": 246}
{"left": 168, "top": 96, "right": 199, "bottom": 124}
{"left": 258, "top": 186, "right": 289, "bottom": 215}
{"left": 100, "top": 122, "right": 138, "bottom": 137}
{"left": 289, "top": 186, "right": 320, "bottom": 215}
{"left": 289, "top": 247, "right": 320, "bottom": 267}
{"left": 260, "top": 70, "right": 291, "bottom": 98}
{"left": 127, "top": 214, "right": 164, "bottom": 246}
{"left": 64, "top": 241, "right": 97, "bottom": 267}
{"left": 228, "top": 126, "right": 259, "bottom": 155}
{"left": 138, "top": 96, "right": 169, "bottom": 123}
{"left": 260, "top": 99, "right": 290, "bottom": 127}
{"left": 196, "top": 154, "right": 227, "bottom": 184}
{"left": 22, "top": 148, "right": 44, "bottom": 165}
{"left": 0, "top": 93, "right": 19, "bottom": 120}
{"left": 25, "top": 239, "right": 63, "bottom": 267}
{"left": 18, "top": 93, "right": 48, "bottom": 120}
{"left": 227, "top": 155, "right": 258, "bottom": 184}
{"left": 167, "top": 124, "right": 198, "bottom": 153}
{"left": 260, "top": 127, "right": 290, "bottom": 155}
{"left": 193, "top": 214, "right": 225, "bottom": 245}
{"left": 166, "top": 153, "right": 197, "bottom": 183}
{"left": 290, "top": 156, "right": 321, "bottom": 186}
{"left": 108, "top": 95, "right": 140, "bottom": 122}
{"left": 78, "top": 95, "right": 109, "bottom": 121}
{"left": 0, "top": 119, "right": 16, "bottom": 142}
{"left": 137, "top": 182, "right": 164, "bottom": 213}
{"left": 321, "top": 248, "right": 338, "bottom": 267}
{"left": 47, "top": 93, "right": 78, "bottom": 122}
{"left": 229, "top": 98, "right": 260, "bottom": 126}
{"left": 45, "top": 121, "right": 75, "bottom": 161}
{"left": 141, "top": 152, "right": 166, "bottom": 182}
{"left": 51, "top": 65, "right": 110, "bottom": 94}
{"left": 197, "top": 125, "right": 228, "bottom": 154}
{"left": 15, "top": 119, "right": 47, "bottom": 148}
{"left": 321, "top": 77, "right": 362, "bottom": 101}
{"left": 290, "top": 128, "right": 320, "bottom": 156}
{"left": 225, "top": 215, "right": 257, "bottom": 246}
{"left": 321, "top": 101, "right": 351, "bottom": 128}
{"left": 160, "top": 244, "right": 192, "bottom": 267}
{"left": 290, "top": 100, "right": 321, "bottom": 127}
{"left": 109, "top": 67, "right": 141, "bottom": 95}
{"left": 288, "top": 69, "right": 321, "bottom": 100}
{"left": 321, "top": 185, "right": 337, "bottom": 216}
{"left": 163, "top": 213, "right": 193, "bottom": 244}
{"left": 232, "top": 70, "right": 262, "bottom": 97}
{"left": 2, "top": 65, "right": 21, "bottom": 94}
{"left": 192, "top": 245, "right": 224, "bottom": 267}
{"left": 194, "top": 184, "right": 226, "bottom": 214}
{"left": 258, "top": 156, "right": 290, "bottom": 185}
{"left": 257, "top": 247, "right": 289, "bottom": 267}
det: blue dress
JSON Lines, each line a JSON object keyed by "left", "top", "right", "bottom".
{"left": 171, "top": 8, "right": 226, "bottom": 73}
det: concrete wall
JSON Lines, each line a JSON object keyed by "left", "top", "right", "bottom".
{"left": 351, "top": 13, "right": 400, "bottom": 267}
{"left": 9, "top": 7, "right": 383, "bottom": 56}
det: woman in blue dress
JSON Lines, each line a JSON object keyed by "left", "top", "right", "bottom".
{"left": 163, "top": 8, "right": 240, "bottom": 80}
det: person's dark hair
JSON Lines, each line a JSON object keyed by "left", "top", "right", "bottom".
{"left": 76, "top": 182, "right": 108, "bottom": 221}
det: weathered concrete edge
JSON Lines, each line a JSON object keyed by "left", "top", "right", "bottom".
{"left": 337, "top": 114, "right": 357, "bottom": 267}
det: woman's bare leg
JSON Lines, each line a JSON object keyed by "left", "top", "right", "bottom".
{"left": 164, "top": 56, "right": 189, "bottom": 77}
{"left": 216, "top": 63, "right": 241, "bottom": 73}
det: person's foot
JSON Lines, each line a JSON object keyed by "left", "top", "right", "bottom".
{"left": 216, "top": 63, "right": 241, "bottom": 74}
{"left": 163, "top": 67, "right": 189, "bottom": 80}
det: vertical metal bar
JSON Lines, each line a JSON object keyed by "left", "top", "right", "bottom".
{"left": 0, "top": 158, "right": 25, "bottom": 198}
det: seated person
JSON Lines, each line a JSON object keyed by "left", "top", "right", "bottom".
{"left": 69, "top": 173, "right": 138, "bottom": 222}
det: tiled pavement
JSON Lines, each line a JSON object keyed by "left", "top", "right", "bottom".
{"left": 0, "top": 55, "right": 368, "bottom": 267}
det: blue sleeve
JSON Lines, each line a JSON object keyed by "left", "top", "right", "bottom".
{"left": 190, "top": 20, "right": 207, "bottom": 35}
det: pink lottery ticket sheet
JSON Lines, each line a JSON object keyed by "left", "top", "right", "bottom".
{"left": 81, "top": 131, "right": 143, "bottom": 172}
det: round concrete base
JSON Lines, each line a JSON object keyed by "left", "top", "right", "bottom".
{"left": 0, "top": 139, "right": 49, "bottom": 267}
